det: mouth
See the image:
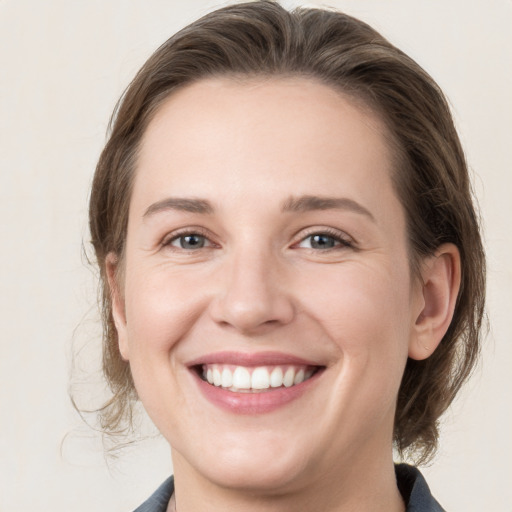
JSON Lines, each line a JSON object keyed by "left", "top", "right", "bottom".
{"left": 187, "top": 352, "right": 325, "bottom": 414}
{"left": 194, "top": 364, "right": 319, "bottom": 393}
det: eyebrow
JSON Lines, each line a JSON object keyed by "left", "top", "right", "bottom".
{"left": 143, "top": 197, "right": 214, "bottom": 218}
{"left": 281, "top": 195, "right": 375, "bottom": 221}
{"left": 143, "top": 194, "right": 375, "bottom": 221}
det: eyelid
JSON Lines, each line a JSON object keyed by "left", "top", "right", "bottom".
{"left": 161, "top": 226, "right": 218, "bottom": 249}
{"left": 291, "top": 226, "right": 355, "bottom": 249}
{"left": 158, "top": 225, "right": 354, "bottom": 251}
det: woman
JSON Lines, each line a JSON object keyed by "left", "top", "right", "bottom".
{"left": 88, "top": 1, "right": 485, "bottom": 510}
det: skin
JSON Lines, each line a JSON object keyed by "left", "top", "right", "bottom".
{"left": 108, "top": 77, "right": 460, "bottom": 512}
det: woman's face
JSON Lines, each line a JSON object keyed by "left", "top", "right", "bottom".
{"left": 112, "top": 78, "right": 425, "bottom": 492}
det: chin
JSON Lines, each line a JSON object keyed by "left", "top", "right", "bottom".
{"left": 171, "top": 427, "right": 315, "bottom": 494}
{"left": 205, "top": 456, "right": 309, "bottom": 494}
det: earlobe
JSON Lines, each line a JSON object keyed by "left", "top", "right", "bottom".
{"left": 409, "top": 244, "right": 461, "bottom": 361}
{"left": 105, "top": 252, "right": 130, "bottom": 361}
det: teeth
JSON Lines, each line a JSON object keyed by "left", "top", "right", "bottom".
{"left": 202, "top": 364, "right": 316, "bottom": 392}
{"left": 221, "top": 367, "right": 233, "bottom": 388}
{"left": 270, "top": 367, "right": 284, "bottom": 387}
{"left": 294, "top": 368, "right": 305, "bottom": 385}
{"left": 251, "top": 367, "right": 270, "bottom": 389}
{"left": 220, "top": 368, "right": 233, "bottom": 388}
{"left": 213, "top": 367, "right": 222, "bottom": 386}
{"left": 232, "top": 366, "right": 251, "bottom": 389}
{"left": 283, "top": 367, "right": 295, "bottom": 387}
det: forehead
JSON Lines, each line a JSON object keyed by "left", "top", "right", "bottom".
{"left": 132, "top": 77, "right": 398, "bottom": 220}
{"left": 140, "top": 76, "right": 390, "bottom": 157}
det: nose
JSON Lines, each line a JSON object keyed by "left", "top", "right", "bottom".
{"left": 209, "top": 247, "right": 295, "bottom": 334}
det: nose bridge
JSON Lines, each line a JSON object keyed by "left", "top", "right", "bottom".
{"left": 211, "top": 240, "right": 294, "bottom": 333}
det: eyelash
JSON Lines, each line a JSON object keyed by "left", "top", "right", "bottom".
{"left": 161, "top": 226, "right": 354, "bottom": 253}
{"left": 293, "top": 227, "right": 354, "bottom": 251}
{"left": 161, "top": 228, "right": 216, "bottom": 251}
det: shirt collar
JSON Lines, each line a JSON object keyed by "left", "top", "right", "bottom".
{"left": 133, "top": 465, "right": 445, "bottom": 511}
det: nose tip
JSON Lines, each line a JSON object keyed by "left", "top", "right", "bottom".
{"left": 209, "top": 257, "right": 295, "bottom": 334}
{"left": 215, "top": 297, "right": 292, "bottom": 333}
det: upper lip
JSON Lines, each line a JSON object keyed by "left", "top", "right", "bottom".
{"left": 186, "top": 351, "right": 324, "bottom": 368}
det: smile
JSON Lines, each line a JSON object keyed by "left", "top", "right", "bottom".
{"left": 188, "top": 352, "right": 325, "bottom": 414}
{"left": 201, "top": 364, "right": 317, "bottom": 393}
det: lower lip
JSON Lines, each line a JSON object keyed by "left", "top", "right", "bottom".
{"left": 192, "top": 370, "right": 323, "bottom": 415}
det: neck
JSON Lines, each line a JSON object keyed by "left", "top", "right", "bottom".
{"left": 169, "top": 450, "right": 405, "bottom": 512}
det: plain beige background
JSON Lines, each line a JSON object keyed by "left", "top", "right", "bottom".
{"left": 0, "top": 1, "right": 511, "bottom": 511}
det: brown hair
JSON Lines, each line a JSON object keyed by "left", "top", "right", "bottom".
{"left": 88, "top": 0, "right": 485, "bottom": 463}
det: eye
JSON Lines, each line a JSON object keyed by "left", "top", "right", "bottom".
{"left": 163, "top": 231, "right": 213, "bottom": 250}
{"left": 296, "top": 230, "right": 353, "bottom": 250}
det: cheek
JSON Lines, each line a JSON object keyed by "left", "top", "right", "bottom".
{"left": 123, "top": 264, "right": 207, "bottom": 355}
{"left": 293, "top": 262, "right": 413, "bottom": 436}
{"left": 299, "top": 261, "right": 413, "bottom": 371}
{"left": 308, "top": 261, "right": 410, "bottom": 328}
{"left": 121, "top": 266, "right": 205, "bottom": 429}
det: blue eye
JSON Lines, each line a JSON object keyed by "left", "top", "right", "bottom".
{"left": 308, "top": 234, "right": 337, "bottom": 249}
{"left": 169, "top": 234, "right": 208, "bottom": 249}
{"left": 297, "top": 232, "right": 352, "bottom": 250}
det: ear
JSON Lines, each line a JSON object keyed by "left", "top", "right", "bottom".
{"left": 409, "top": 243, "right": 461, "bottom": 360}
{"left": 105, "top": 252, "right": 130, "bottom": 361}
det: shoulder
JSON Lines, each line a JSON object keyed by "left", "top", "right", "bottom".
{"left": 132, "top": 476, "right": 174, "bottom": 512}
{"left": 395, "top": 464, "right": 446, "bottom": 512}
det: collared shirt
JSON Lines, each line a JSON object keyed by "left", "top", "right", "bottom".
{"left": 133, "top": 464, "right": 445, "bottom": 512}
